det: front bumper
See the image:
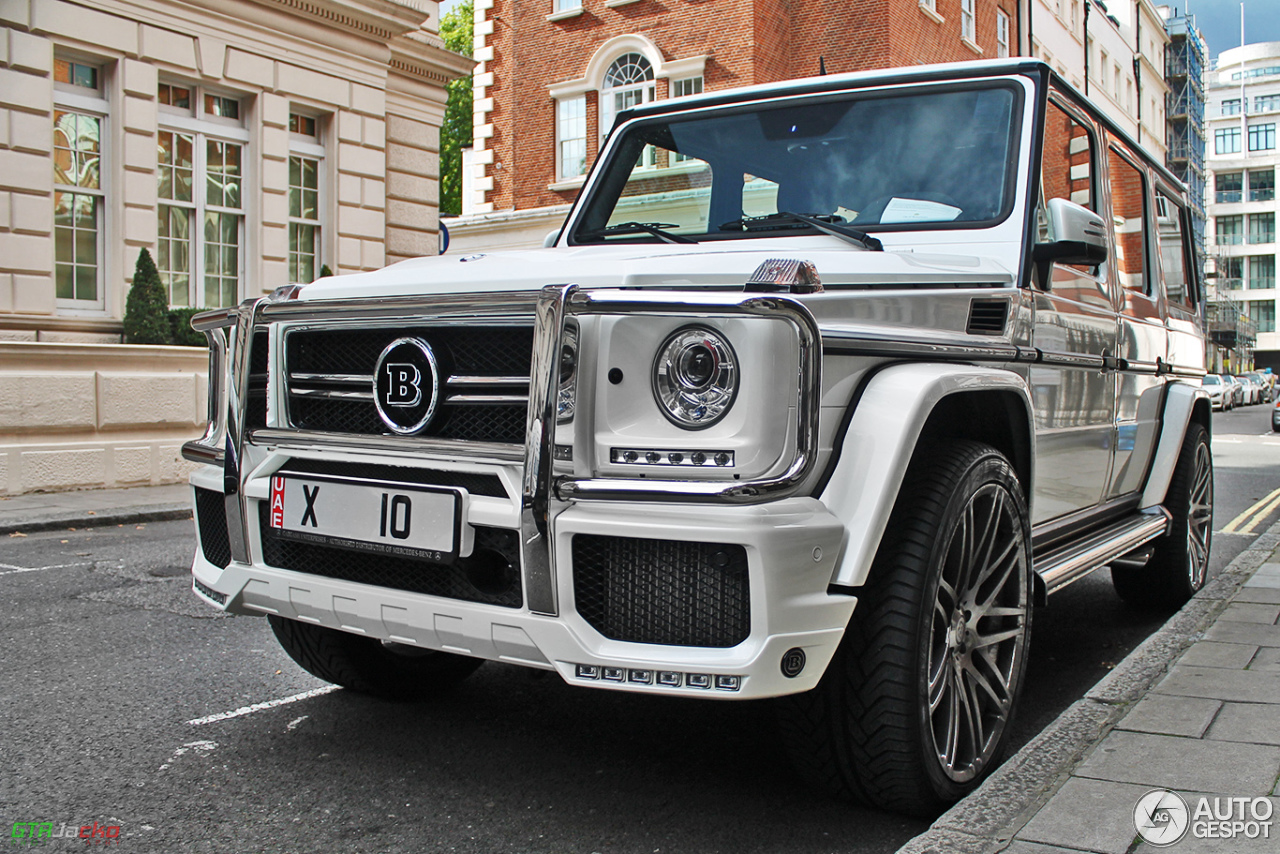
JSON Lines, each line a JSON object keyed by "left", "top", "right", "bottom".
{"left": 190, "top": 459, "right": 854, "bottom": 699}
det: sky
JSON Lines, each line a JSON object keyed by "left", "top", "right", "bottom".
{"left": 1175, "top": 0, "right": 1280, "bottom": 61}
{"left": 435, "top": 1, "right": 1280, "bottom": 65}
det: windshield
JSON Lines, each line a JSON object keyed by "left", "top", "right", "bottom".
{"left": 571, "top": 82, "right": 1021, "bottom": 244}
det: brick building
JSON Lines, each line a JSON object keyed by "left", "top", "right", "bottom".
{"left": 447, "top": 0, "right": 1167, "bottom": 251}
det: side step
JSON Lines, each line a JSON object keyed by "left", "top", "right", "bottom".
{"left": 1034, "top": 508, "right": 1172, "bottom": 596}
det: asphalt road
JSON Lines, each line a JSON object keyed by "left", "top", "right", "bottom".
{"left": 2, "top": 403, "right": 1277, "bottom": 853}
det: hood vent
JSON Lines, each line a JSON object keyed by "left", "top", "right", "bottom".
{"left": 966, "top": 299, "right": 1008, "bottom": 335}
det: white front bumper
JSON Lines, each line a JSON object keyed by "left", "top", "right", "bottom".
{"left": 189, "top": 461, "right": 855, "bottom": 700}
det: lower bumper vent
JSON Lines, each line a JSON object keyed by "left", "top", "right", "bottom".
{"left": 194, "top": 487, "right": 232, "bottom": 569}
{"left": 572, "top": 534, "right": 750, "bottom": 648}
{"left": 257, "top": 503, "right": 522, "bottom": 608}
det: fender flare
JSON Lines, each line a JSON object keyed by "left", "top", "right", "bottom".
{"left": 822, "top": 362, "right": 1034, "bottom": 589}
{"left": 1139, "top": 381, "right": 1210, "bottom": 510}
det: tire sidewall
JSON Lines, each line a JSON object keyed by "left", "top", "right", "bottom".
{"left": 912, "top": 452, "right": 1033, "bottom": 802}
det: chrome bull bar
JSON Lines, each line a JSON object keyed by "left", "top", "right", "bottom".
{"left": 184, "top": 286, "right": 822, "bottom": 616}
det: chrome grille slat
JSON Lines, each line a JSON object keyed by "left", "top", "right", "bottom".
{"left": 447, "top": 375, "right": 530, "bottom": 388}
{"left": 289, "top": 388, "right": 375, "bottom": 401}
{"left": 445, "top": 394, "right": 530, "bottom": 405}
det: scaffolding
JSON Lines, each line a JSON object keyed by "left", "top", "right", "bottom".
{"left": 1164, "top": 12, "right": 1208, "bottom": 256}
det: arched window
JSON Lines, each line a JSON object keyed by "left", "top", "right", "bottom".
{"left": 601, "top": 53, "right": 655, "bottom": 153}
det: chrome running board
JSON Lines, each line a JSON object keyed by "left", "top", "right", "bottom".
{"left": 1034, "top": 508, "right": 1172, "bottom": 595}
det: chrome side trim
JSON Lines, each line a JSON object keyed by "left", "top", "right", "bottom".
{"left": 1034, "top": 508, "right": 1170, "bottom": 594}
{"left": 521, "top": 285, "right": 573, "bottom": 616}
{"left": 225, "top": 299, "right": 266, "bottom": 564}
{"left": 248, "top": 428, "right": 524, "bottom": 464}
{"left": 822, "top": 332, "right": 1024, "bottom": 363}
{"left": 550, "top": 288, "right": 823, "bottom": 505}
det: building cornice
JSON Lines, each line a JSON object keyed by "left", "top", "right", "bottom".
{"left": 211, "top": 0, "right": 428, "bottom": 42}
{"left": 389, "top": 32, "right": 476, "bottom": 87}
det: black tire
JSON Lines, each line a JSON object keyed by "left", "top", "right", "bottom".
{"left": 268, "top": 615, "right": 484, "bottom": 700}
{"left": 779, "top": 441, "right": 1033, "bottom": 816}
{"left": 1112, "top": 421, "right": 1213, "bottom": 609}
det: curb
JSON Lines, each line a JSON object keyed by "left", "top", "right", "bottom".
{"left": 897, "top": 518, "right": 1280, "bottom": 854}
{"left": 0, "top": 504, "right": 193, "bottom": 536}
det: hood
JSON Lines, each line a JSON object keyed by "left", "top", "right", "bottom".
{"left": 298, "top": 238, "right": 1015, "bottom": 302}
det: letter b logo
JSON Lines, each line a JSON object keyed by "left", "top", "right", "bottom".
{"left": 385, "top": 363, "right": 422, "bottom": 407}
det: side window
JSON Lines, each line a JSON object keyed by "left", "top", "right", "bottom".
{"left": 1107, "top": 147, "right": 1148, "bottom": 294}
{"left": 1039, "top": 98, "right": 1095, "bottom": 241}
{"left": 1155, "top": 189, "right": 1193, "bottom": 309}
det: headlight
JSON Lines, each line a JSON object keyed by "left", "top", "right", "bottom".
{"left": 652, "top": 326, "right": 738, "bottom": 429}
{"left": 557, "top": 322, "right": 578, "bottom": 422}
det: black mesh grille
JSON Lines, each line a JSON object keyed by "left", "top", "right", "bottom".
{"left": 283, "top": 326, "right": 532, "bottom": 444}
{"left": 258, "top": 503, "right": 522, "bottom": 608}
{"left": 572, "top": 535, "right": 750, "bottom": 648}
{"left": 194, "top": 487, "right": 232, "bottom": 569}
{"left": 277, "top": 458, "right": 508, "bottom": 498}
{"left": 245, "top": 329, "right": 269, "bottom": 430}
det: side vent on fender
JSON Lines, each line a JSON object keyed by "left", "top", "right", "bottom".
{"left": 966, "top": 299, "right": 1009, "bottom": 335}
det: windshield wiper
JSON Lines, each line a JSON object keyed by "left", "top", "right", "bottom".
{"left": 720, "top": 211, "right": 883, "bottom": 251}
{"left": 587, "top": 221, "right": 698, "bottom": 245}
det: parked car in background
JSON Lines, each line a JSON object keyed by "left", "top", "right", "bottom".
{"left": 1245, "top": 371, "right": 1273, "bottom": 403}
{"left": 1203, "top": 374, "right": 1227, "bottom": 411}
{"left": 1240, "top": 376, "right": 1259, "bottom": 405}
{"left": 1225, "top": 375, "right": 1245, "bottom": 407}
{"left": 1274, "top": 397, "right": 1280, "bottom": 432}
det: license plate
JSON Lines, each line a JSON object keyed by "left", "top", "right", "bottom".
{"left": 267, "top": 474, "right": 466, "bottom": 564}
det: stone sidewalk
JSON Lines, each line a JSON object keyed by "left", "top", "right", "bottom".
{"left": 0, "top": 482, "right": 192, "bottom": 535}
{"left": 900, "top": 521, "right": 1280, "bottom": 854}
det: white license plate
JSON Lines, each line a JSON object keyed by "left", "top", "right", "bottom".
{"left": 267, "top": 475, "right": 466, "bottom": 564}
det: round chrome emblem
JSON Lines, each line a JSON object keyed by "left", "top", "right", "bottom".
{"left": 373, "top": 337, "right": 440, "bottom": 435}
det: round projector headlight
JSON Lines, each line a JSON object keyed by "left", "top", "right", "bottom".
{"left": 652, "top": 326, "right": 738, "bottom": 429}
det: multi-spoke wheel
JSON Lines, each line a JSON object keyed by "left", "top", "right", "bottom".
{"left": 268, "top": 615, "right": 484, "bottom": 700}
{"left": 927, "top": 481, "right": 1029, "bottom": 784}
{"left": 779, "top": 441, "right": 1032, "bottom": 815}
{"left": 1113, "top": 421, "right": 1214, "bottom": 608}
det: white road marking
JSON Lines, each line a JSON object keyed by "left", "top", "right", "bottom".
{"left": 158, "top": 739, "right": 218, "bottom": 771}
{"left": 187, "top": 686, "right": 339, "bottom": 726}
{"left": 0, "top": 562, "right": 91, "bottom": 576}
{"left": 286, "top": 715, "right": 308, "bottom": 732}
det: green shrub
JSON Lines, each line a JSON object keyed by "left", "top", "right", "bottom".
{"left": 168, "top": 307, "right": 206, "bottom": 347}
{"left": 123, "top": 248, "right": 170, "bottom": 345}
{"left": 319, "top": 264, "right": 333, "bottom": 279}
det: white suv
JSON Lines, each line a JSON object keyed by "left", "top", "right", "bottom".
{"left": 185, "top": 60, "right": 1212, "bottom": 815}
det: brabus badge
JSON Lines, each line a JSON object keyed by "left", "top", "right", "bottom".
{"left": 374, "top": 337, "right": 440, "bottom": 434}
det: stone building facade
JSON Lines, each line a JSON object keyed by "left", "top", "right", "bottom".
{"left": 0, "top": 0, "right": 470, "bottom": 493}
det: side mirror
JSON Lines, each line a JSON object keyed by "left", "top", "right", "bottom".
{"left": 542, "top": 229, "right": 562, "bottom": 248}
{"left": 1032, "top": 198, "right": 1108, "bottom": 281}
